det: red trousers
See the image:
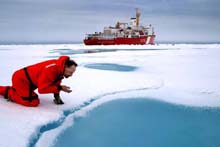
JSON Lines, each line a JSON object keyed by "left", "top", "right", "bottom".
{"left": 0, "top": 69, "right": 39, "bottom": 107}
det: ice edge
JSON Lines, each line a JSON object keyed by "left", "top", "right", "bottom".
{"left": 28, "top": 86, "right": 161, "bottom": 147}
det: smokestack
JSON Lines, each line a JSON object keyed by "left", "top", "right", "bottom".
{"left": 136, "top": 8, "right": 141, "bottom": 26}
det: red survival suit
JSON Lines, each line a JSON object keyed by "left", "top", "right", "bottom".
{"left": 0, "top": 56, "right": 70, "bottom": 107}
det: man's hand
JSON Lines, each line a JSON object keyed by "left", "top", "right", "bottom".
{"left": 61, "top": 85, "right": 72, "bottom": 93}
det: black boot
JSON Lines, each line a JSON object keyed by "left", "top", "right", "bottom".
{"left": 4, "top": 87, "right": 13, "bottom": 102}
{"left": 53, "top": 93, "right": 64, "bottom": 105}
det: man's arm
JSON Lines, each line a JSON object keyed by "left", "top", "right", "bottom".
{"left": 38, "top": 66, "right": 62, "bottom": 94}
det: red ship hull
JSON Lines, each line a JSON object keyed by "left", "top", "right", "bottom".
{"left": 84, "top": 35, "right": 155, "bottom": 45}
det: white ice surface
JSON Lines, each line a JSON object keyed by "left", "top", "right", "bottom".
{"left": 0, "top": 44, "right": 220, "bottom": 147}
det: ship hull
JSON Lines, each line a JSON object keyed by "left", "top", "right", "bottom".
{"left": 84, "top": 35, "right": 155, "bottom": 45}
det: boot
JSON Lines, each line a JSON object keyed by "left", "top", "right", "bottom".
{"left": 0, "top": 86, "right": 12, "bottom": 101}
{"left": 0, "top": 86, "right": 8, "bottom": 97}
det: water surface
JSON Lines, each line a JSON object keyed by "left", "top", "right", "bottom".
{"left": 84, "top": 63, "right": 137, "bottom": 72}
{"left": 54, "top": 98, "right": 220, "bottom": 147}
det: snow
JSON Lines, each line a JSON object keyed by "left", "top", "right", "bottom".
{"left": 0, "top": 44, "right": 220, "bottom": 147}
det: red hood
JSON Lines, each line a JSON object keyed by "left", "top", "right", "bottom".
{"left": 57, "top": 56, "right": 69, "bottom": 75}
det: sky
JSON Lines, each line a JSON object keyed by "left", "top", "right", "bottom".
{"left": 0, "top": 0, "right": 220, "bottom": 44}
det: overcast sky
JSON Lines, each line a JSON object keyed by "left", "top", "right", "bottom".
{"left": 0, "top": 0, "right": 220, "bottom": 44}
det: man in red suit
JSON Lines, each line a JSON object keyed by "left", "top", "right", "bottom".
{"left": 0, "top": 56, "right": 77, "bottom": 107}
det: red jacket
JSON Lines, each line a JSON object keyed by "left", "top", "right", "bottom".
{"left": 26, "top": 56, "right": 69, "bottom": 94}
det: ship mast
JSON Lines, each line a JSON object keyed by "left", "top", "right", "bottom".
{"left": 136, "top": 8, "right": 141, "bottom": 27}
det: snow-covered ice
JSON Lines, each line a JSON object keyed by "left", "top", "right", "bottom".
{"left": 0, "top": 44, "right": 220, "bottom": 147}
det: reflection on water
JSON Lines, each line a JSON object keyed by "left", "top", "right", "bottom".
{"left": 50, "top": 49, "right": 84, "bottom": 55}
{"left": 49, "top": 48, "right": 116, "bottom": 56}
{"left": 54, "top": 99, "right": 220, "bottom": 147}
{"left": 47, "top": 48, "right": 174, "bottom": 57}
{"left": 84, "top": 63, "right": 138, "bottom": 72}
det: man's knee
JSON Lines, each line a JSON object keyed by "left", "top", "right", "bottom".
{"left": 20, "top": 98, "right": 40, "bottom": 107}
{"left": 28, "top": 99, "right": 40, "bottom": 107}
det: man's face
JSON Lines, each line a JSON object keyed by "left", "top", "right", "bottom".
{"left": 64, "top": 65, "right": 76, "bottom": 78}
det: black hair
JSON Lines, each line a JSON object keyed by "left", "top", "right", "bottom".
{"left": 65, "top": 59, "right": 78, "bottom": 67}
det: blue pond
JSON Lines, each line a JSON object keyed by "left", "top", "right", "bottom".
{"left": 84, "top": 63, "right": 137, "bottom": 72}
{"left": 54, "top": 98, "right": 220, "bottom": 147}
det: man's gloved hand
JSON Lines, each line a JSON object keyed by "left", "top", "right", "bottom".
{"left": 53, "top": 93, "right": 64, "bottom": 105}
{"left": 60, "top": 85, "right": 72, "bottom": 93}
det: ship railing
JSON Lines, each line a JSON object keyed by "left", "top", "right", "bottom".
{"left": 85, "top": 34, "right": 101, "bottom": 39}
{"left": 98, "top": 34, "right": 116, "bottom": 39}
{"left": 99, "top": 36, "right": 115, "bottom": 40}
{"left": 86, "top": 34, "right": 99, "bottom": 37}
